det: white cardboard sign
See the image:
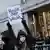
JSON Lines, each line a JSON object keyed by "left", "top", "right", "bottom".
{"left": 7, "top": 5, "right": 22, "bottom": 25}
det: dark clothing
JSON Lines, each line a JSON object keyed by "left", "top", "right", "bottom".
{"left": 0, "top": 48, "right": 2, "bottom": 50}
{"left": 45, "top": 37, "right": 50, "bottom": 50}
{"left": 2, "top": 37, "right": 14, "bottom": 50}
{"left": 30, "top": 47, "right": 35, "bottom": 50}
{"left": 3, "top": 44, "right": 14, "bottom": 50}
{"left": 45, "top": 36, "right": 50, "bottom": 50}
{"left": 18, "top": 48, "right": 21, "bottom": 50}
{"left": 17, "top": 30, "right": 26, "bottom": 50}
{"left": 22, "top": 20, "right": 36, "bottom": 49}
{"left": 26, "top": 35, "right": 36, "bottom": 48}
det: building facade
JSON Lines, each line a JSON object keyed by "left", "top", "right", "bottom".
{"left": 21, "top": 0, "right": 50, "bottom": 37}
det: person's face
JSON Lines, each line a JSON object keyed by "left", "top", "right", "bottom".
{"left": 20, "top": 36, "right": 26, "bottom": 42}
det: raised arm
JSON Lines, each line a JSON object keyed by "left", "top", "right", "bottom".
{"left": 21, "top": 19, "right": 31, "bottom": 35}
{"left": 7, "top": 22, "right": 17, "bottom": 43}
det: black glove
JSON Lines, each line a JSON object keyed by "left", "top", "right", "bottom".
{"left": 7, "top": 22, "right": 12, "bottom": 28}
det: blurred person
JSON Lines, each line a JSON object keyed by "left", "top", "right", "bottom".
{"left": 39, "top": 32, "right": 44, "bottom": 40}
{"left": 2, "top": 37, "right": 14, "bottom": 50}
{"left": 45, "top": 36, "right": 50, "bottom": 50}
{"left": 36, "top": 32, "right": 44, "bottom": 50}
{"left": 22, "top": 19, "right": 36, "bottom": 50}
{"left": 17, "top": 30, "right": 26, "bottom": 50}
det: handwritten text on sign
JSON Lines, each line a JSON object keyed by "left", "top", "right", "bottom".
{"left": 7, "top": 5, "right": 22, "bottom": 24}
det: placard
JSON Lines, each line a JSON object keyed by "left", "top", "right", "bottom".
{"left": 7, "top": 5, "right": 22, "bottom": 25}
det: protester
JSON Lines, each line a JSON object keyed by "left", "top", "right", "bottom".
{"left": 1, "top": 22, "right": 16, "bottom": 50}
{"left": 2, "top": 37, "right": 14, "bottom": 50}
{"left": 7, "top": 22, "right": 26, "bottom": 50}
{"left": 17, "top": 30, "right": 26, "bottom": 50}
{"left": 1, "top": 21, "right": 36, "bottom": 50}
{"left": 17, "top": 30, "right": 36, "bottom": 50}
{"left": 22, "top": 19, "right": 36, "bottom": 50}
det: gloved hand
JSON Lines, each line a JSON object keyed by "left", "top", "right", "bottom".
{"left": 7, "top": 22, "right": 12, "bottom": 28}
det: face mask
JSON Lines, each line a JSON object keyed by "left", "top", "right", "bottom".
{"left": 20, "top": 36, "right": 26, "bottom": 42}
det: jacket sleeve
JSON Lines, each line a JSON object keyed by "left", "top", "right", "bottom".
{"left": 7, "top": 22, "right": 18, "bottom": 46}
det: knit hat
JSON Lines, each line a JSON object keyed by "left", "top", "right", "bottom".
{"left": 18, "top": 30, "right": 26, "bottom": 37}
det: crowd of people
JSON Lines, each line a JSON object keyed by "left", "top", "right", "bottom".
{"left": 0, "top": 20, "right": 36, "bottom": 50}
{"left": 0, "top": 20, "right": 50, "bottom": 50}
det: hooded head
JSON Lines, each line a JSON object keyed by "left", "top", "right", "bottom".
{"left": 17, "top": 30, "right": 26, "bottom": 43}
{"left": 18, "top": 30, "right": 26, "bottom": 37}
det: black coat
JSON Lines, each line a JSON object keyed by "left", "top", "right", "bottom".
{"left": 3, "top": 43, "right": 14, "bottom": 50}
{"left": 26, "top": 35, "right": 36, "bottom": 48}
